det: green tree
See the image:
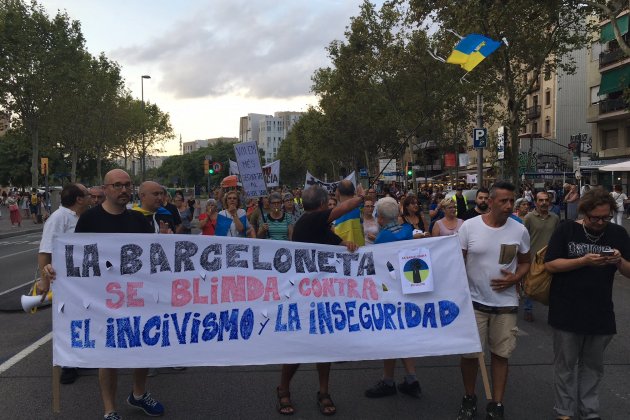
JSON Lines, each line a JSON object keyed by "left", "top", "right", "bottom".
{"left": 0, "top": 0, "right": 87, "bottom": 187}
{"left": 407, "top": 0, "right": 595, "bottom": 185}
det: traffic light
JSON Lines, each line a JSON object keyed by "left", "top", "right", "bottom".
{"left": 208, "top": 166, "right": 215, "bottom": 175}
{"left": 204, "top": 159, "right": 209, "bottom": 173}
{"left": 406, "top": 162, "right": 413, "bottom": 177}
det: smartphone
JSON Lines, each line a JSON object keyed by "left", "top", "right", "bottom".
{"left": 600, "top": 250, "right": 615, "bottom": 257}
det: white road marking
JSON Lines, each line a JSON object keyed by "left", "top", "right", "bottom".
{"left": 0, "top": 247, "right": 39, "bottom": 260}
{"left": 0, "top": 280, "right": 34, "bottom": 296}
{"left": 0, "top": 332, "right": 52, "bottom": 375}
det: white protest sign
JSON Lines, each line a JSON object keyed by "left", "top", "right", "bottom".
{"left": 304, "top": 171, "right": 356, "bottom": 193}
{"left": 397, "top": 247, "right": 434, "bottom": 294}
{"left": 230, "top": 159, "right": 281, "bottom": 187}
{"left": 233, "top": 141, "right": 267, "bottom": 198}
{"left": 52, "top": 234, "right": 480, "bottom": 368}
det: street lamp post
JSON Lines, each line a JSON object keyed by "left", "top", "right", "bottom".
{"left": 141, "top": 74, "right": 151, "bottom": 181}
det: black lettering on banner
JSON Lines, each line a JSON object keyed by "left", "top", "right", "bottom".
{"left": 252, "top": 246, "right": 272, "bottom": 270}
{"left": 82, "top": 244, "right": 101, "bottom": 277}
{"left": 227, "top": 244, "right": 249, "bottom": 268}
{"left": 273, "top": 248, "right": 292, "bottom": 273}
{"left": 120, "top": 244, "right": 143, "bottom": 275}
{"left": 318, "top": 251, "right": 337, "bottom": 273}
{"left": 175, "top": 241, "right": 198, "bottom": 272}
{"left": 200, "top": 244, "right": 222, "bottom": 271}
{"left": 150, "top": 243, "right": 172, "bottom": 274}
{"left": 65, "top": 245, "right": 80, "bottom": 277}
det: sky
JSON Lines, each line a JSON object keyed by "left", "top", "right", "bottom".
{"left": 41, "top": 0, "right": 374, "bottom": 155}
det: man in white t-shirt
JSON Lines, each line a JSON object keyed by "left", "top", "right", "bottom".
{"left": 37, "top": 182, "right": 90, "bottom": 385}
{"left": 456, "top": 181, "right": 531, "bottom": 420}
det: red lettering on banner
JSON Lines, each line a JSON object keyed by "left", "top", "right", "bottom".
{"left": 126, "top": 282, "right": 144, "bottom": 307}
{"left": 106, "top": 282, "right": 124, "bottom": 309}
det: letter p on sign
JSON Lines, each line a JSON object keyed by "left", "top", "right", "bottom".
{"left": 473, "top": 128, "right": 487, "bottom": 148}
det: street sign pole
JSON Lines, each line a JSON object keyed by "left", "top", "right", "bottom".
{"left": 476, "top": 94, "right": 484, "bottom": 187}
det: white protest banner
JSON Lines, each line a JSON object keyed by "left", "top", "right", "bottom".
{"left": 52, "top": 234, "right": 480, "bottom": 368}
{"left": 230, "top": 160, "right": 281, "bottom": 187}
{"left": 234, "top": 141, "right": 267, "bottom": 198}
{"left": 304, "top": 171, "right": 356, "bottom": 193}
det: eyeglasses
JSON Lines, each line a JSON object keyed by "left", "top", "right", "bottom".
{"left": 104, "top": 182, "right": 133, "bottom": 190}
{"left": 270, "top": 201, "right": 282, "bottom": 205}
{"left": 585, "top": 214, "right": 612, "bottom": 223}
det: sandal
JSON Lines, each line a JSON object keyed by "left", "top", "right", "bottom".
{"left": 317, "top": 391, "right": 336, "bottom": 416}
{"left": 276, "top": 387, "right": 294, "bottom": 416}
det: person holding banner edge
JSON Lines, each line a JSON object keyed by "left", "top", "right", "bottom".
{"left": 276, "top": 184, "right": 364, "bottom": 416}
{"left": 364, "top": 197, "right": 422, "bottom": 400}
{"left": 457, "top": 181, "right": 531, "bottom": 420}
{"left": 43, "top": 169, "right": 165, "bottom": 420}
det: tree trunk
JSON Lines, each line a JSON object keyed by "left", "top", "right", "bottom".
{"left": 508, "top": 105, "right": 521, "bottom": 191}
{"left": 71, "top": 145, "right": 78, "bottom": 183}
{"left": 96, "top": 143, "right": 103, "bottom": 185}
{"left": 30, "top": 123, "right": 39, "bottom": 189}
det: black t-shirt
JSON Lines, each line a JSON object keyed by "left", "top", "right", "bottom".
{"left": 292, "top": 208, "right": 342, "bottom": 245}
{"left": 544, "top": 220, "right": 630, "bottom": 335}
{"left": 164, "top": 203, "right": 182, "bottom": 227}
{"left": 462, "top": 207, "right": 483, "bottom": 221}
{"left": 75, "top": 205, "right": 153, "bottom": 234}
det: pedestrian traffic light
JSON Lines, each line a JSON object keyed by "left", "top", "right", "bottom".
{"left": 204, "top": 159, "right": 209, "bottom": 173}
{"left": 406, "top": 162, "right": 413, "bottom": 177}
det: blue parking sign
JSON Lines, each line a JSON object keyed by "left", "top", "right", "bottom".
{"left": 472, "top": 128, "right": 487, "bottom": 148}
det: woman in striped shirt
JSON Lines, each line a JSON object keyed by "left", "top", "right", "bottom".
{"left": 257, "top": 192, "right": 294, "bottom": 240}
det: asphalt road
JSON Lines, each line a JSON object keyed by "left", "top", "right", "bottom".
{"left": 1, "top": 230, "right": 629, "bottom": 419}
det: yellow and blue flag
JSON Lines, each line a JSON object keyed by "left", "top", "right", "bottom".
{"left": 333, "top": 208, "right": 365, "bottom": 247}
{"left": 446, "top": 34, "right": 502, "bottom": 72}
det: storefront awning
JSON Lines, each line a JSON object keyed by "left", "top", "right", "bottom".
{"left": 601, "top": 15, "right": 629, "bottom": 43}
{"left": 598, "top": 65, "right": 630, "bottom": 95}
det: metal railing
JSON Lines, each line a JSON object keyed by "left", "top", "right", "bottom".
{"left": 527, "top": 105, "right": 541, "bottom": 119}
{"left": 599, "top": 49, "right": 627, "bottom": 68}
{"left": 599, "top": 97, "right": 627, "bottom": 114}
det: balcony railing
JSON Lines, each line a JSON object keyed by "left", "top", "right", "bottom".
{"left": 527, "top": 77, "right": 541, "bottom": 93}
{"left": 599, "top": 97, "right": 627, "bottom": 114}
{"left": 599, "top": 49, "right": 627, "bottom": 68}
{"left": 527, "top": 105, "right": 541, "bottom": 119}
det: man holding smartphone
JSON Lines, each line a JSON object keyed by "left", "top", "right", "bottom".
{"left": 544, "top": 187, "right": 630, "bottom": 420}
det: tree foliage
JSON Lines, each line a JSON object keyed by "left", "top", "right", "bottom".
{"left": 0, "top": 0, "right": 173, "bottom": 188}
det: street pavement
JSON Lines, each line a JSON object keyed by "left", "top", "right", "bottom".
{"left": 0, "top": 208, "right": 629, "bottom": 419}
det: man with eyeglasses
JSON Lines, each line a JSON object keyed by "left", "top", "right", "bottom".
{"left": 544, "top": 187, "right": 630, "bottom": 420}
{"left": 59, "top": 169, "right": 163, "bottom": 419}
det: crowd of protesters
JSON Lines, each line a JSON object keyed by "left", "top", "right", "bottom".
{"left": 27, "top": 172, "right": 630, "bottom": 420}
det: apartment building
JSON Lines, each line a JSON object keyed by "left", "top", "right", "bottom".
{"left": 258, "top": 112, "right": 303, "bottom": 164}
{"left": 586, "top": 11, "right": 630, "bottom": 187}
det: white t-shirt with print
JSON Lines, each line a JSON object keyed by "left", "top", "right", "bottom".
{"left": 458, "top": 215, "right": 530, "bottom": 307}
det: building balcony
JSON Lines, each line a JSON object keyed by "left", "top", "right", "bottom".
{"left": 599, "top": 48, "right": 627, "bottom": 68}
{"left": 527, "top": 105, "right": 541, "bottom": 119}
{"left": 599, "top": 97, "right": 627, "bottom": 114}
{"left": 527, "top": 77, "right": 541, "bottom": 93}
